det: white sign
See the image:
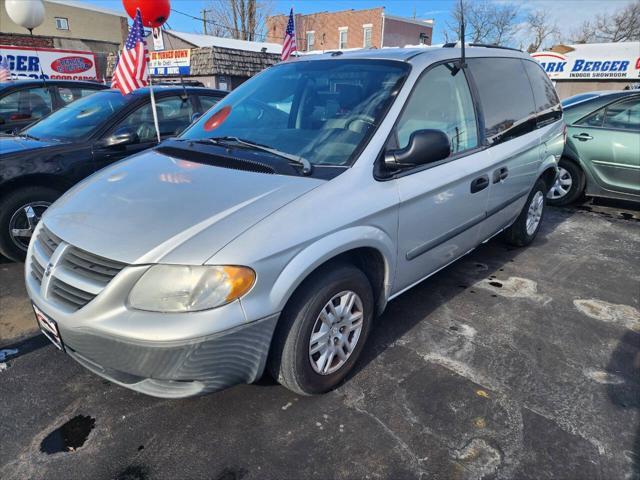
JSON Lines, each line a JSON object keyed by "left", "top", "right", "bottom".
{"left": 152, "top": 27, "right": 165, "bottom": 51}
{"left": 149, "top": 49, "right": 191, "bottom": 76}
{"left": 532, "top": 42, "right": 640, "bottom": 80}
{"left": 0, "top": 45, "right": 98, "bottom": 80}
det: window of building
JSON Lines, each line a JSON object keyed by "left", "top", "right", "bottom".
{"left": 467, "top": 57, "right": 537, "bottom": 144}
{"left": 419, "top": 32, "right": 429, "bottom": 45}
{"left": 306, "top": 31, "right": 315, "bottom": 51}
{"left": 395, "top": 63, "right": 478, "bottom": 154}
{"left": 55, "top": 17, "right": 69, "bottom": 30}
{"left": 339, "top": 28, "right": 348, "bottom": 49}
{"left": 363, "top": 25, "right": 372, "bottom": 48}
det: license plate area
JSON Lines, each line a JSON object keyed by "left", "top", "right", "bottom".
{"left": 33, "top": 304, "right": 64, "bottom": 351}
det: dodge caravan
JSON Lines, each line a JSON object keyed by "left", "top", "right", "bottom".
{"left": 25, "top": 46, "right": 563, "bottom": 398}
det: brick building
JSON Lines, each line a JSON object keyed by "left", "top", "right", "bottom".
{"left": 266, "top": 7, "right": 433, "bottom": 52}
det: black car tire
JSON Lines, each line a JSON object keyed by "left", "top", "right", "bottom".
{"left": 547, "top": 159, "right": 585, "bottom": 206}
{"left": 504, "top": 178, "right": 547, "bottom": 247}
{"left": 0, "top": 187, "right": 59, "bottom": 262}
{"left": 268, "top": 263, "right": 374, "bottom": 396}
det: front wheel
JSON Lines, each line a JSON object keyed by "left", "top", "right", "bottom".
{"left": 268, "top": 264, "right": 374, "bottom": 395}
{"left": 503, "top": 178, "right": 546, "bottom": 247}
{"left": 0, "top": 187, "right": 59, "bottom": 262}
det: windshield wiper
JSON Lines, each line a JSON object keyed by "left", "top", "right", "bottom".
{"left": 16, "top": 132, "right": 39, "bottom": 141}
{"left": 200, "top": 136, "right": 312, "bottom": 175}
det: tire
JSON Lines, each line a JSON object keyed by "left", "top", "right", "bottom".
{"left": 0, "top": 187, "right": 59, "bottom": 262}
{"left": 503, "top": 178, "right": 546, "bottom": 247}
{"left": 268, "top": 263, "right": 374, "bottom": 395}
{"left": 546, "top": 159, "right": 585, "bottom": 206}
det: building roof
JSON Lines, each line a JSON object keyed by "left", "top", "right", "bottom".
{"left": 46, "top": 0, "right": 128, "bottom": 18}
{"left": 189, "top": 46, "right": 280, "bottom": 77}
{"left": 166, "top": 31, "right": 282, "bottom": 54}
{"left": 547, "top": 42, "right": 640, "bottom": 57}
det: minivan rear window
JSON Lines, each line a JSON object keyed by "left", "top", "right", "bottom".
{"left": 521, "top": 59, "right": 562, "bottom": 127}
{"left": 467, "top": 57, "right": 537, "bottom": 144}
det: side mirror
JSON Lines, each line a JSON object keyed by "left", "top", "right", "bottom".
{"left": 99, "top": 128, "right": 139, "bottom": 148}
{"left": 385, "top": 129, "right": 451, "bottom": 169}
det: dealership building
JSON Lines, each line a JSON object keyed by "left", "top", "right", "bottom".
{"left": 532, "top": 42, "right": 640, "bottom": 99}
{"left": 0, "top": 0, "right": 128, "bottom": 81}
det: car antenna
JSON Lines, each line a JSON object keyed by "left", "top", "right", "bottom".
{"left": 451, "top": 0, "right": 466, "bottom": 76}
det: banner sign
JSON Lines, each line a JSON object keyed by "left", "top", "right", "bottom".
{"left": 149, "top": 49, "right": 190, "bottom": 75}
{"left": 532, "top": 43, "right": 640, "bottom": 80}
{"left": 0, "top": 45, "right": 98, "bottom": 80}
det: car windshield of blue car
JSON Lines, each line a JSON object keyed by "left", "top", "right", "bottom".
{"left": 180, "top": 59, "right": 410, "bottom": 167}
{"left": 24, "top": 91, "right": 129, "bottom": 142}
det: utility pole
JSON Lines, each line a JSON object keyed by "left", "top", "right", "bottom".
{"left": 201, "top": 8, "right": 209, "bottom": 35}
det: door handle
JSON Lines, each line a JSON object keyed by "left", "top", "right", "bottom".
{"left": 470, "top": 175, "right": 490, "bottom": 193}
{"left": 492, "top": 166, "right": 509, "bottom": 183}
{"left": 572, "top": 133, "right": 593, "bottom": 141}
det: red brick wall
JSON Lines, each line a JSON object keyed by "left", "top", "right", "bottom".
{"left": 0, "top": 33, "right": 54, "bottom": 48}
{"left": 267, "top": 8, "right": 384, "bottom": 51}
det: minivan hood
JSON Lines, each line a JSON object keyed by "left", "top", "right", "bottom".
{"left": 44, "top": 149, "right": 324, "bottom": 265}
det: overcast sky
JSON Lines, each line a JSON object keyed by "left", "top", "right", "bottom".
{"left": 79, "top": 0, "right": 634, "bottom": 46}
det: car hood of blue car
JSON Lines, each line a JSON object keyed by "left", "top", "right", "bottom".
{"left": 0, "top": 135, "right": 63, "bottom": 155}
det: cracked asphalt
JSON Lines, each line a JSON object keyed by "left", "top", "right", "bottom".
{"left": 1, "top": 201, "right": 639, "bottom": 480}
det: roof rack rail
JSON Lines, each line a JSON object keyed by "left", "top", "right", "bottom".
{"left": 442, "top": 42, "right": 522, "bottom": 52}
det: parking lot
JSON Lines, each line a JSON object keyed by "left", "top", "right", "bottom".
{"left": 0, "top": 201, "right": 638, "bottom": 480}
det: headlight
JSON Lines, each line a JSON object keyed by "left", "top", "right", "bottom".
{"left": 128, "top": 265, "right": 255, "bottom": 312}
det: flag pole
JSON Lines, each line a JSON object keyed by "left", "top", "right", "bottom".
{"left": 146, "top": 53, "right": 161, "bottom": 143}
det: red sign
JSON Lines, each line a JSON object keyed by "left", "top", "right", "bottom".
{"left": 51, "top": 56, "right": 93, "bottom": 74}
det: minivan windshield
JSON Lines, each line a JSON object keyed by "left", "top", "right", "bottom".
{"left": 23, "top": 90, "right": 129, "bottom": 142}
{"left": 181, "top": 59, "right": 409, "bottom": 166}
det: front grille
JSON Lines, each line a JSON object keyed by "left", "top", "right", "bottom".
{"left": 61, "top": 247, "right": 126, "bottom": 286}
{"left": 50, "top": 278, "right": 97, "bottom": 310}
{"left": 29, "top": 225, "right": 127, "bottom": 312}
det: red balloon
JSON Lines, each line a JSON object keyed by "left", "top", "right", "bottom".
{"left": 123, "top": 0, "right": 170, "bottom": 28}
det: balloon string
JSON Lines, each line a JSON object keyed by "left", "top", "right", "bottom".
{"left": 28, "top": 28, "right": 47, "bottom": 88}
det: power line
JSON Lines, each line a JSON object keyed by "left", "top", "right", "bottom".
{"left": 170, "top": 8, "right": 270, "bottom": 41}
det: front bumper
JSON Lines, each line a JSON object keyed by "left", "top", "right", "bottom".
{"left": 59, "top": 313, "right": 279, "bottom": 398}
{"left": 25, "top": 222, "right": 280, "bottom": 398}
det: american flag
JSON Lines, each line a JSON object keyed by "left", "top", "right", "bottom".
{"left": 0, "top": 56, "right": 10, "bottom": 82}
{"left": 281, "top": 8, "right": 297, "bottom": 61}
{"left": 112, "top": 9, "right": 149, "bottom": 95}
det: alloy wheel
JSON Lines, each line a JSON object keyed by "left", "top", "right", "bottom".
{"left": 8, "top": 202, "right": 50, "bottom": 252}
{"left": 308, "top": 290, "right": 364, "bottom": 375}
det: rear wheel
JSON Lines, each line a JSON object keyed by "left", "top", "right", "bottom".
{"left": 504, "top": 178, "right": 546, "bottom": 247}
{"left": 547, "top": 159, "right": 585, "bottom": 206}
{"left": 0, "top": 187, "right": 59, "bottom": 262}
{"left": 268, "top": 264, "right": 374, "bottom": 395}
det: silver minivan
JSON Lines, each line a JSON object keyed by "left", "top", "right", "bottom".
{"left": 25, "top": 46, "right": 564, "bottom": 398}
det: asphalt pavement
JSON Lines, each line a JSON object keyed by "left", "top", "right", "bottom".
{"left": 0, "top": 201, "right": 638, "bottom": 480}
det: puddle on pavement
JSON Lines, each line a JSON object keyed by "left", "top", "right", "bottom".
{"left": 40, "top": 415, "right": 95, "bottom": 454}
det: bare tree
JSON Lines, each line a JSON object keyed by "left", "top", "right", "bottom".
{"left": 525, "top": 10, "right": 560, "bottom": 53}
{"left": 571, "top": 2, "right": 640, "bottom": 43}
{"left": 445, "top": 0, "right": 519, "bottom": 46}
{"left": 208, "top": 0, "right": 273, "bottom": 41}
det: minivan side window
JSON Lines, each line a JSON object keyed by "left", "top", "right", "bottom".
{"left": 395, "top": 62, "right": 478, "bottom": 155}
{"left": 521, "top": 59, "right": 562, "bottom": 127}
{"left": 467, "top": 57, "right": 536, "bottom": 144}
